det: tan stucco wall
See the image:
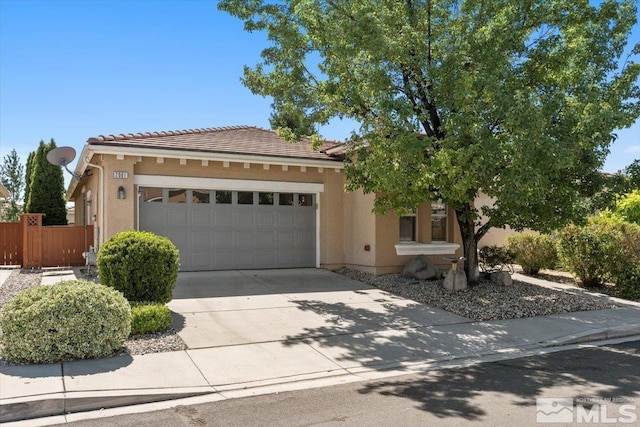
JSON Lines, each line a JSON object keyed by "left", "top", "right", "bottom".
{"left": 70, "top": 151, "right": 466, "bottom": 275}
{"left": 475, "top": 192, "right": 526, "bottom": 248}
{"left": 341, "top": 189, "right": 377, "bottom": 273}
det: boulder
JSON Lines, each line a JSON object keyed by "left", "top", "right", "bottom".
{"left": 443, "top": 269, "right": 467, "bottom": 291}
{"left": 403, "top": 255, "right": 438, "bottom": 280}
{"left": 490, "top": 271, "right": 513, "bottom": 286}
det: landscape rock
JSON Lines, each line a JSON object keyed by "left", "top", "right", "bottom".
{"left": 403, "top": 255, "right": 438, "bottom": 280}
{"left": 490, "top": 271, "right": 513, "bottom": 286}
{"left": 443, "top": 269, "right": 467, "bottom": 291}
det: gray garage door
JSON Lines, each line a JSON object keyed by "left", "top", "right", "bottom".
{"left": 139, "top": 187, "right": 316, "bottom": 271}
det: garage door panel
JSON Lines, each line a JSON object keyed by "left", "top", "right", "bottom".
{"left": 167, "top": 209, "right": 187, "bottom": 225}
{"left": 277, "top": 231, "right": 295, "bottom": 247}
{"left": 191, "top": 232, "right": 210, "bottom": 248}
{"left": 257, "top": 231, "right": 274, "bottom": 247}
{"left": 296, "top": 211, "right": 315, "bottom": 227}
{"left": 215, "top": 210, "right": 233, "bottom": 226}
{"left": 214, "top": 231, "right": 233, "bottom": 248}
{"left": 140, "top": 189, "right": 315, "bottom": 271}
{"left": 236, "top": 230, "right": 256, "bottom": 247}
{"left": 191, "top": 210, "right": 210, "bottom": 227}
{"left": 277, "top": 212, "right": 295, "bottom": 226}
{"left": 257, "top": 212, "right": 275, "bottom": 226}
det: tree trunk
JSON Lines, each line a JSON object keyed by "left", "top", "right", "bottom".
{"left": 455, "top": 203, "right": 480, "bottom": 284}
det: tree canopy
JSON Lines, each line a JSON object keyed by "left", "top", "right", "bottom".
{"left": 0, "top": 149, "right": 24, "bottom": 222}
{"left": 25, "top": 139, "right": 68, "bottom": 225}
{"left": 220, "top": 0, "right": 640, "bottom": 281}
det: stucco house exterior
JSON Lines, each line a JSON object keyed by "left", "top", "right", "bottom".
{"left": 0, "top": 183, "right": 10, "bottom": 220}
{"left": 67, "top": 125, "right": 464, "bottom": 274}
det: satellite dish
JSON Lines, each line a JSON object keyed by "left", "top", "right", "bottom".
{"left": 46, "top": 146, "right": 82, "bottom": 179}
{"left": 47, "top": 146, "right": 76, "bottom": 167}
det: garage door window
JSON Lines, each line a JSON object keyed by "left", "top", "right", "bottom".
{"left": 238, "top": 191, "right": 254, "bottom": 205}
{"left": 259, "top": 192, "right": 274, "bottom": 205}
{"left": 215, "top": 191, "right": 232, "bottom": 204}
{"left": 142, "top": 187, "right": 163, "bottom": 203}
{"left": 192, "top": 190, "right": 210, "bottom": 204}
{"left": 299, "top": 194, "right": 313, "bottom": 206}
{"left": 169, "top": 189, "right": 187, "bottom": 203}
{"left": 279, "top": 193, "right": 294, "bottom": 206}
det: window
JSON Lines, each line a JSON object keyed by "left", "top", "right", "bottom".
{"left": 141, "top": 187, "right": 163, "bottom": 203}
{"left": 238, "top": 191, "right": 254, "bottom": 205}
{"left": 259, "top": 192, "right": 274, "bottom": 205}
{"left": 192, "top": 190, "right": 210, "bottom": 204}
{"left": 279, "top": 193, "right": 294, "bottom": 206}
{"left": 168, "top": 189, "right": 186, "bottom": 203}
{"left": 399, "top": 211, "right": 417, "bottom": 242}
{"left": 215, "top": 191, "right": 232, "bottom": 204}
{"left": 431, "top": 200, "right": 447, "bottom": 241}
{"left": 298, "top": 194, "right": 313, "bottom": 206}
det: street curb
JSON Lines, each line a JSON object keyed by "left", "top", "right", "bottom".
{"left": 541, "top": 325, "right": 640, "bottom": 347}
{"left": 0, "top": 388, "right": 214, "bottom": 424}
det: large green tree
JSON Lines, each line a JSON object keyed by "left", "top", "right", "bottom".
{"left": 25, "top": 139, "right": 68, "bottom": 225}
{"left": 23, "top": 151, "right": 35, "bottom": 211}
{"left": 220, "top": 0, "right": 640, "bottom": 282}
{"left": 0, "top": 149, "right": 25, "bottom": 222}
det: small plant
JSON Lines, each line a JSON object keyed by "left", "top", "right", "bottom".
{"left": 506, "top": 233, "right": 558, "bottom": 275}
{"left": 478, "top": 245, "right": 514, "bottom": 273}
{"left": 130, "top": 302, "right": 173, "bottom": 335}
{"left": 97, "top": 230, "right": 180, "bottom": 304}
{"left": 0, "top": 280, "right": 131, "bottom": 364}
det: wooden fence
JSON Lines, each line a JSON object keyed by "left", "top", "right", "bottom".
{"left": 0, "top": 214, "right": 93, "bottom": 268}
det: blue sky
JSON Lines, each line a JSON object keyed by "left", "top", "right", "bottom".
{"left": 1, "top": 0, "right": 639, "bottom": 192}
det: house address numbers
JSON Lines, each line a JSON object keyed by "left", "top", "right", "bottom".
{"left": 113, "top": 171, "right": 128, "bottom": 179}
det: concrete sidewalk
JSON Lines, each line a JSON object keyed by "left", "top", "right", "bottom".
{"left": 1, "top": 269, "right": 640, "bottom": 425}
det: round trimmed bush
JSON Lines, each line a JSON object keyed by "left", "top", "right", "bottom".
{"left": 130, "top": 302, "right": 173, "bottom": 335}
{"left": 97, "top": 230, "right": 180, "bottom": 303}
{"left": 0, "top": 280, "right": 131, "bottom": 364}
{"left": 506, "top": 233, "right": 558, "bottom": 275}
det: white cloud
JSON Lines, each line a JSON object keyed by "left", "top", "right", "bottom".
{"left": 623, "top": 145, "right": 640, "bottom": 154}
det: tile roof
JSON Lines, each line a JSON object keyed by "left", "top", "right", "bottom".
{"left": 87, "top": 125, "right": 344, "bottom": 162}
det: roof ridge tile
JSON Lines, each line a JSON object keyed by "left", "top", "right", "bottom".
{"left": 87, "top": 125, "right": 261, "bottom": 142}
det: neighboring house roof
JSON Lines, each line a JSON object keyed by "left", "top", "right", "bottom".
{"left": 87, "top": 125, "right": 343, "bottom": 162}
{"left": 0, "top": 182, "right": 10, "bottom": 199}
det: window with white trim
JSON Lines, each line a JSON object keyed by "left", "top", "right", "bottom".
{"left": 431, "top": 200, "right": 447, "bottom": 241}
{"left": 399, "top": 210, "right": 417, "bottom": 242}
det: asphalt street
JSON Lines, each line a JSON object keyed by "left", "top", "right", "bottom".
{"left": 65, "top": 339, "right": 640, "bottom": 427}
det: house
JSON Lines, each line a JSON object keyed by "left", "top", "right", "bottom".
{"left": 0, "top": 182, "right": 10, "bottom": 219}
{"left": 66, "top": 125, "right": 464, "bottom": 274}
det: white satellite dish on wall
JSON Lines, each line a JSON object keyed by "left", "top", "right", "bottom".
{"left": 46, "top": 146, "right": 82, "bottom": 179}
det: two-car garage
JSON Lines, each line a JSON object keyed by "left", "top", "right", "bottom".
{"left": 138, "top": 185, "right": 317, "bottom": 271}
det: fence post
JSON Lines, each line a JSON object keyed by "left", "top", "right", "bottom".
{"left": 21, "top": 213, "right": 43, "bottom": 268}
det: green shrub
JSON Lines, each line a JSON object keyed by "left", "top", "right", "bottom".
{"left": 614, "top": 264, "right": 640, "bottom": 300}
{"left": 97, "top": 230, "right": 180, "bottom": 304}
{"left": 0, "top": 280, "right": 131, "bottom": 364}
{"left": 557, "top": 218, "right": 640, "bottom": 287}
{"left": 614, "top": 189, "right": 640, "bottom": 225}
{"left": 478, "top": 245, "right": 514, "bottom": 273}
{"left": 505, "top": 233, "right": 558, "bottom": 275}
{"left": 130, "top": 302, "right": 173, "bottom": 335}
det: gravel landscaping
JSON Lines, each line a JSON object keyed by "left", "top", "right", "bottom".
{"left": 336, "top": 268, "right": 620, "bottom": 321}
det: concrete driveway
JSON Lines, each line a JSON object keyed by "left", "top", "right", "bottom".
{"left": 167, "top": 269, "right": 475, "bottom": 386}
{"left": 169, "top": 269, "right": 470, "bottom": 349}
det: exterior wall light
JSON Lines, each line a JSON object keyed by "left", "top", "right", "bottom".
{"left": 117, "top": 186, "right": 126, "bottom": 200}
